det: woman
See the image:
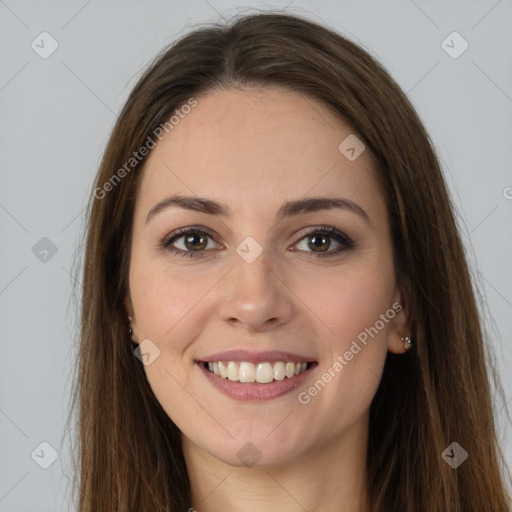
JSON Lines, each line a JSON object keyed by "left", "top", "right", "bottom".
{"left": 70, "top": 11, "right": 511, "bottom": 511}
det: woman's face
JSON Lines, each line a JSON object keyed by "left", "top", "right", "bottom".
{"left": 126, "top": 86, "right": 408, "bottom": 468}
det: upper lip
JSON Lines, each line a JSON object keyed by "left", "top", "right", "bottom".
{"left": 197, "top": 349, "right": 316, "bottom": 364}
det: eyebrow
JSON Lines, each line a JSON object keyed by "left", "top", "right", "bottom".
{"left": 145, "top": 194, "right": 370, "bottom": 225}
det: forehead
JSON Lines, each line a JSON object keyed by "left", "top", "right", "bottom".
{"left": 136, "top": 86, "right": 384, "bottom": 221}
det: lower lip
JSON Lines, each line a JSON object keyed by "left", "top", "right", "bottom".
{"left": 198, "top": 362, "right": 317, "bottom": 401}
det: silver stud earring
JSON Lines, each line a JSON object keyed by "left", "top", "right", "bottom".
{"left": 401, "top": 336, "right": 413, "bottom": 351}
{"left": 128, "top": 316, "right": 134, "bottom": 341}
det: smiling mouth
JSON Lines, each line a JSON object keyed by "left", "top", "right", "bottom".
{"left": 200, "top": 360, "right": 317, "bottom": 384}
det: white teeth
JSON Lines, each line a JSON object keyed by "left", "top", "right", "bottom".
{"left": 285, "top": 362, "right": 295, "bottom": 378}
{"left": 256, "top": 362, "right": 273, "bottom": 383}
{"left": 239, "top": 362, "right": 256, "bottom": 383}
{"left": 227, "top": 361, "right": 239, "bottom": 381}
{"left": 218, "top": 361, "right": 228, "bottom": 378}
{"left": 273, "top": 361, "right": 285, "bottom": 381}
{"left": 205, "top": 360, "right": 310, "bottom": 383}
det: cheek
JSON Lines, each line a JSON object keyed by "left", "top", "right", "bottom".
{"left": 129, "top": 254, "right": 218, "bottom": 346}
{"left": 292, "top": 262, "right": 394, "bottom": 401}
{"left": 293, "top": 259, "right": 396, "bottom": 343}
{"left": 129, "top": 262, "right": 207, "bottom": 427}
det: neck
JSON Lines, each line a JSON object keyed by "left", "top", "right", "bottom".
{"left": 182, "top": 413, "right": 368, "bottom": 512}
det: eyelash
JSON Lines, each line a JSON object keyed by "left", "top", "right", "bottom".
{"left": 161, "top": 225, "right": 355, "bottom": 259}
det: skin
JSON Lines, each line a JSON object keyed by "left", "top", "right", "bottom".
{"left": 125, "top": 86, "right": 410, "bottom": 512}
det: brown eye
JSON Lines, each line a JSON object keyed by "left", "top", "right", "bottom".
{"left": 294, "top": 226, "right": 354, "bottom": 258}
{"left": 307, "top": 233, "right": 331, "bottom": 252}
{"left": 182, "top": 232, "right": 208, "bottom": 251}
{"left": 162, "top": 227, "right": 218, "bottom": 258}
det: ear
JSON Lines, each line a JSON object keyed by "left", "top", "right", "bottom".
{"left": 387, "top": 287, "right": 413, "bottom": 355}
{"left": 124, "top": 295, "right": 139, "bottom": 344}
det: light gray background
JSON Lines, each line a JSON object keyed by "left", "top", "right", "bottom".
{"left": 1, "top": 1, "right": 511, "bottom": 510}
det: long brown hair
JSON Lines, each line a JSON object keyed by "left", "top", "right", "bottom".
{"left": 68, "top": 11, "right": 511, "bottom": 511}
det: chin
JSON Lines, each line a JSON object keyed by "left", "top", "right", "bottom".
{"left": 197, "top": 425, "right": 310, "bottom": 469}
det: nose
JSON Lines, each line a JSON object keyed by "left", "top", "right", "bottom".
{"left": 218, "top": 253, "right": 294, "bottom": 332}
